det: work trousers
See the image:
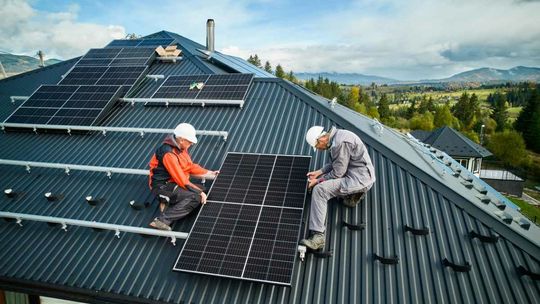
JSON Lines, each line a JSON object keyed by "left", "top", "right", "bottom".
{"left": 309, "top": 178, "right": 367, "bottom": 233}
{"left": 152, "top": 182, "right": 202, "bottom": 225}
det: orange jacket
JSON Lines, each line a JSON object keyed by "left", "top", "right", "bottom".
{"left": 148, "top": 135, "right": 208, "bottom": 191}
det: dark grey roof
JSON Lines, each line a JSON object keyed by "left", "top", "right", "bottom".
{"left": 411, "top": 126, "right": 493, "bottom": 158}
{"left": 0, "top": 32, "right": 539, "bottom": 304}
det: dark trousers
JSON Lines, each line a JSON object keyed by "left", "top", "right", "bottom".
{"left": 152, "top": 182, "right": 203, "bottom": 225}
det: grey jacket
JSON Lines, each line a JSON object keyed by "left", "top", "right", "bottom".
{"left": 321, "top": 127, "right": 376, "bottom": 195}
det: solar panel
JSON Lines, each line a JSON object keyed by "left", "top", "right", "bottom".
{"left": 4, "top": 85, "right": 121, "bottom": 126}
{"left": 105, "top": 38, "right": 174, "bottom": 48}
{"left": 59, "top": 66, "right": 109, "bottom": 85}
{"left": 151, "top": 74, "right": 254, "bottom": 102}
{"left": 173, "top": 153, "right": 310, "bottom": 286}
{"left": 84, "top": 48, "right": 122, "bottom": 59}
{"left": 95, "top": 66, "right": 147, "bottom": 86}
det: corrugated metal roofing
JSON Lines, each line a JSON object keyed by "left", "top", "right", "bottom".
{"left": 0, "top": 32, "right": 539, "bottom": 304}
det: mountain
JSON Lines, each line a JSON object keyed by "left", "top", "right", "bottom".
{"left": 295, "top": 72, "right": 398, "bottom": 85}
{"left": 0, "top": 53, "right": 62, "bottom": 78}
{"left": 435, "top": 66, "right": 540, "bottom": 83}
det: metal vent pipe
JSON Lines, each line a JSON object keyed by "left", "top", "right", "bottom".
{"left": 206, "top": 19, "right": 215, "bottom": 52}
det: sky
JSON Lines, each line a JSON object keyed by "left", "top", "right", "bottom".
{"left": 1, "top": 0, "right": 539, "bottom": 80}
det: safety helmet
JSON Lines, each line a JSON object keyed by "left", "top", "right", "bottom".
{"left": 174, "top": 123, "right": 198, "bottom": 144}
{"left": 305, "top": 126, "right": 325, "bottom": 151}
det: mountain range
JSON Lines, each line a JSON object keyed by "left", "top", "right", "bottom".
{"left": 296, "top": 66, "right": 540, "bottom": 85}
{"left": 2, "top": 53, "right": 539, "bottom": 85}
{"left": 0, "top": 53, "right": 61, "bottom": 78}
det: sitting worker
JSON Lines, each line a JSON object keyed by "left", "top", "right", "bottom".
{"left": 148, "top": 123, "right": 218, "bottom": 231}
{"left": 300, "top": 126, "right": 376, "bottom": 250}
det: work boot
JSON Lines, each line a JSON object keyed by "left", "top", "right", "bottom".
{"left": 342, "top": 192, "right": 366, "bottom": 208}
{"left": 149, "top": 218, "right": 172, "bottom": 231}
{"left": 300, "top": 231, "right": 325, "bottom": 250}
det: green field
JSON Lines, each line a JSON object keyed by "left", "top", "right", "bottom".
{"left": 506, "top": 196, "right": 540, "bottom": 226}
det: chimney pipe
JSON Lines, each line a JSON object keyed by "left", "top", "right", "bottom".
{"left": 37, "top": 50, "right": 45, "bottom": 67}
{"left": 206, "top": 19, "right": 215, "bottom": 53}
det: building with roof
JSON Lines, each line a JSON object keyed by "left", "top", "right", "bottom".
{"left": 411, "top": 126, "right": 493, "bottom": 176}
{"left": 0, "top": 24, "right": 539, "bottom": 304}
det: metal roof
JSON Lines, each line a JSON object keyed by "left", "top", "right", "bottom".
{"left": 0, "top": 32, "right": 539, "bottom": 304}
{"left": 411, "top": 126, "right": 493, "bottom": 158}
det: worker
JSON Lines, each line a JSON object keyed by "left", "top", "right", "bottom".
{"left": 300, "top": 126, "right": 376, "bottom": 250}
{"left": 148, "top": 123, "right": 218, "bottom": 231}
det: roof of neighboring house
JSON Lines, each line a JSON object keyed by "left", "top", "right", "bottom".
{"left": 411, "top": 126, "right": 493, "bottom": 158}
{"left": 0, "top": 31, "right": 539, "bottom": 304}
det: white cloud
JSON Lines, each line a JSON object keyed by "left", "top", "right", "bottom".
{"left": 220, "top": 0, "right": 540, "bottom": 79}
{"left": 0, "top": 0, "right": 125, "bottom": 59}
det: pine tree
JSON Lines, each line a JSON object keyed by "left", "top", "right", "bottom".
{"left": 378, "top": 93, "right": 391, "bottom": 119}
{"left": 247, "top": 54, "right": 262, "bottom": 68}
{"left": 433, "top": 103, "right": 458, "bottom": 128}
{"left": 264, "top": 61, "right": 272, "bottom": 74}
{"left": 515, "top": 89, "right": 540, "bottom": 152}
{"left": 488, "top": 91, "right": 509, "bottom": 131}
{"left": 275, "top": 64, "right": 285, "bottom": 78}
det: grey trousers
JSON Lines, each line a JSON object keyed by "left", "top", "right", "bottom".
{"left": 309, "top": 178, "right": 367, "bottom": 233}
{"left": 153, "top": 183, "right": 202, "bottom": 225}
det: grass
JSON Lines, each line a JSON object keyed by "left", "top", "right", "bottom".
{"left": 505, "top": 196, "right": 540, "bottom": 225}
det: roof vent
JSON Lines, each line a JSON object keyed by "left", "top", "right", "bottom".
{"left": 4, "top": 188, "right": 16, "bottom": 198}
{"left": 206, "top": 19, "right": 215, "bottom": 52}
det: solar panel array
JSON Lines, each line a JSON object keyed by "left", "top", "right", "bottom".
{"left": 105, "top": 38, "right": 175, "bottom": 48}
{"left": 4, "top": 85, "right": 121, "bottom": 125}
{"left": 152, "top": 74, "right": 254, "bottom": 101}
{"left": 58, "top": 66, "right": 148, "bottom": 86}
{"left": 173, "top": 153, "right": 310, "bottom": 286}
{"left": 76, "top": 47, "right": 156, "bottom": 67}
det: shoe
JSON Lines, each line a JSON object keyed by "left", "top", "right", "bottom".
{"left": 342, "top": 192, "right": 365, "bottom": 208}
{"left": 149, "top": 218, "right": 172, "bottom": 231}
{"left": 300, "top": 231, "right": 325, "bottom": 250}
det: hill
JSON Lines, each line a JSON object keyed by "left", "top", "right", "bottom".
{"left": 436, "top": 66, "right": 540, "bottom": 83}
{"left": 0, "top": 53, "right": 62, "bottom": 78}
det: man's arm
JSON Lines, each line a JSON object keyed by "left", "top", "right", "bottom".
{"left": 322, "top": 142, "right": 351, "bottom": 180}
{"left": 162, "top": 153, "right": 202, "bottom": 194}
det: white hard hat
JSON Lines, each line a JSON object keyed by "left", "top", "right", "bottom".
{"left": 174, "top": 123, "right": 198, "bottom": 144}
{"left": 305, "top": 126, "right": 325, "bottom": 151}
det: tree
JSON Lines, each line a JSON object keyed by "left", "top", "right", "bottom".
{"left": 264, "top": 61, "right": 272, "bottom": 74}
{"left": 247, "top": 54, "right": 262, "bottom": 68}
{"left": 367, "top": 106, "right": 380, "bottom": 119}
{"left": 285, "top": 70, "right": 297, "bottom": 83}
{"left": 488, "top": 91, "right": 509, "bottom": 131}
{"left": 275, "top": 64, "right": 285, "bottom": 78}
{"left": 452, "top": 92, "right": 480, "bottom": 130}
{"left": 409, "top": 112, "right": 434, "bottom": 131}
{"left": 347, "top": 87, "right": 360, "bottom": 109}
{"left": 433, "top": 103, "right": 458, "bottom": 128}
{"left": 487, "top": 131, "right": 530, "bottom": 167}
{"left": 515, "top": 89, "right": 540, "bottom": 152}
{"left": 378, "top": 93, "right": 391, "bottom": 119}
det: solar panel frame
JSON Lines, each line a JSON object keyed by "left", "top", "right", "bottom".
{"left": 3, "top": 85, "right": 122, "bottom": 126}
{"left": 150, "top": 74, "right": 254, "bottom": 102}
{"left": 173, "top": 152, "right": 310, "bottom": 286}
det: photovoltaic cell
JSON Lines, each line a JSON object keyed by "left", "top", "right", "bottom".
{"left": 4, "top": 85, "right": 121, "bottom": 126}
{"left": 105, "top": 38, "right": 174, "bottom": 48}
{"left": 152, "top": 74, "right": 254, "bottom": 101}
{"left": 95, "top": 66, "right": 147, "bottom": 86}
{"left": 59, "top": 66, "right": 109, "bottom": 85}
{"left": 173, "top": 152, "right": 310, "bottom": 286}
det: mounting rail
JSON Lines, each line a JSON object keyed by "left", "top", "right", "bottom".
{"left": 0, "top": 212, "right": 188, "bottom": 245}
{"left": 1, "top": 123, "right": 228, "bottom": 141}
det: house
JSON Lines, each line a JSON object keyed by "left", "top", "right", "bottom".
{"left": 410, "top": 126, "right": 492, "bottom": 176}
{"left": 0, "top": 24, "right": 539, "bottom": 304}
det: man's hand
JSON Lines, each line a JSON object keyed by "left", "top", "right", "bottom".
{"left": 308, "top": 178, "right": 318, "bottom": 189}
{"left": 307, "top": 169, "right": 323, "bottom": 179}
{"left": 200, "top": 192, "right": 207, "bottom": 205}
{"left": 210, "top": 170, "right": 220, "bottom": 177}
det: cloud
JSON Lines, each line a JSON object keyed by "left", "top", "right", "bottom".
{"left": 0, "top": 0, "right": 125, "bottom": 59}
{"left": 220, "top": 0, "right": 540, "bottom": 80}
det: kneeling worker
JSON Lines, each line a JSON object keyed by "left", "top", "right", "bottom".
{"left": 148, "top": 123, "right": 218, "bottom": 231}
{"left": 301, "top": 126, "right": 376, "bottom": 250}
